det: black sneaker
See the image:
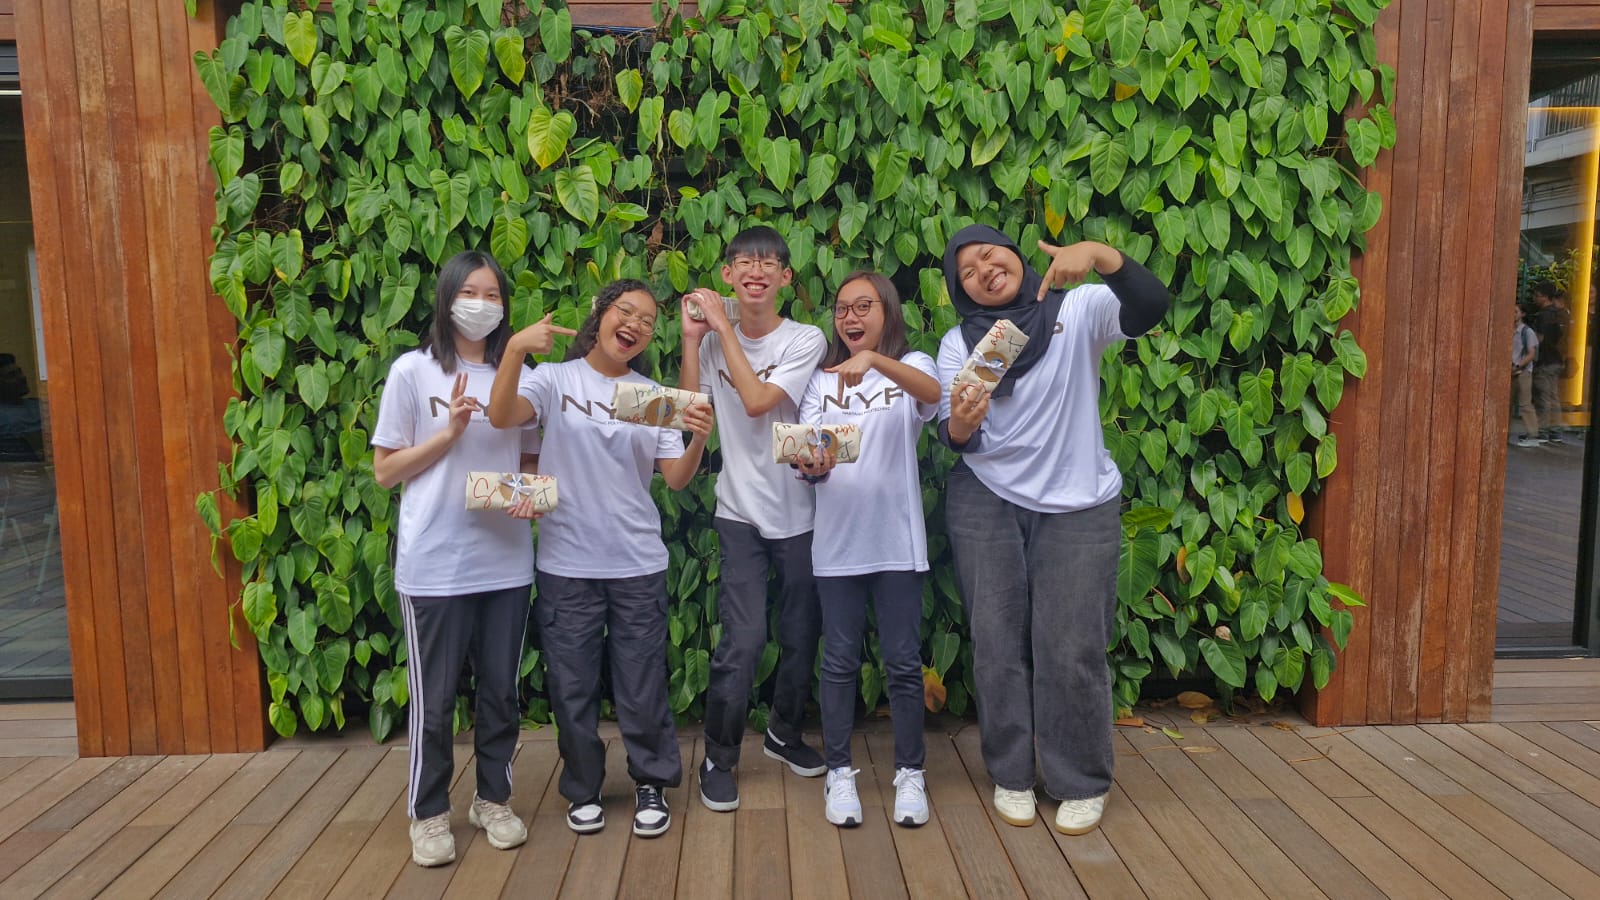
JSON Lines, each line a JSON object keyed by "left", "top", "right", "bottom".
{"left": 633, "top": 784, "right": 671, "bottom": 837}
{"left": 698, "top": 758, "right": 740, "bottom": 812}
{"left": 566, "top": 798, "right": 604, "bottom": 834}
{"left": 762, "top": 729, "right": 827, "bottom": 777}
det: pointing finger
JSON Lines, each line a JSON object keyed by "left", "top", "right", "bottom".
{"left": 549, "top": 325, "right": 579, "bottom": 336}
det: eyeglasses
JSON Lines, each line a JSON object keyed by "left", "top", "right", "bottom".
{"left": 833, "top": 299, "right": 881, "bottom": 318}
{"left": 729, "top": 256, "right": 785, "bottom": 275}
{"left": 611, "top": 303, "right": 656, "bottom": 333}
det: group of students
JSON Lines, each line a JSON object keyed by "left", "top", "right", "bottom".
{"left": 372, "top": 224, "right": 1169, "bottom": 868}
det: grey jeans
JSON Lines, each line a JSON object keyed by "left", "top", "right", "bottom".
{"left": 945, "top": 466, "right": 1118, "bottom": 801}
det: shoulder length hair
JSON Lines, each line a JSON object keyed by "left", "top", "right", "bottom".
{"left": 565, "top": 278, "right": 655, "bottom": 375}
{"left": 420, "top": 251, "right": 513, "bottom": 374}
{"left": 821, "top": 271, "right": 910, "bottom": 369}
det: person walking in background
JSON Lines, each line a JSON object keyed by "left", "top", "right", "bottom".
{"left": 1512, "top": 305, "right": 1541, "bottom": 447}
{"left": 1529, "top": 280, "right": 1567, "bottom": 444}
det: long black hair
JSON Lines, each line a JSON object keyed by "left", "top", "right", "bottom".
{"left": 821, "top": 271, "right": 911, "bottom": 369}
{"left": 565, "top": 278, "right": 655, "bottom": 374}
{"left": 420, "top": 250, "right": 513, "bottom": 374}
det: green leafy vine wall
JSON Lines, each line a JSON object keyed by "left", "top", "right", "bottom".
{"left": 195, "top": 0, "right": 1393, "bottom": 740}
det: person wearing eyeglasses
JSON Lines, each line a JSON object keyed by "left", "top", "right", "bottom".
{"left": 938, "top": 225, "right": 1169, "bottom": 837}
{"left": 786, "top": 271, "right": 942, "bottom": 829}
{"left": 371, "top": 251, "right": 565, "bottom": 867}
{"left": 487, "top": 279, "right": 714, "bottom": 839}
{"left": 677, "top": 226, "right": 829, "bottom": 811}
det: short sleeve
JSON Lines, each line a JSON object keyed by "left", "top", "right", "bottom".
{"left": 519, "top": 365, "right": 551, "bottom": 424}
{"left": 1071, "top": 283, "right": 1128, "bottom": 347}
{"left": 697, "top": 337, "right": 716, "bottom": 395}
{"left": 935, "top": 327, "right": 969, "bottom": 425}
{"left": 903, "top": 351, "right": 939, "bottom": 422}
{"left": 371, "top": 359, "right": 418, "bottom": 450}
{"left": 765, "top": 326, "right": 827, "bottom": 405}
{"left": 798, "top": 369, "right": 825, "bottom": 426}
{"left": 654, "top": 426, "right": 686, "bottom": 460}
{"left": 520, "top": 425, "right": 543, "bottom": 456}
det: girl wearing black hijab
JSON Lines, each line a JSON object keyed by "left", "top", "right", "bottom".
{"left": 936, "top": 225, "right": 1168, "bottom": 835}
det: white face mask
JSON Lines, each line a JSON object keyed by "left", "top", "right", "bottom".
{"left": 450, "top": 297, "right": 503, "bottom": 341}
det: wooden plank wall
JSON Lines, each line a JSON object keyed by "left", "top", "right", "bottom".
{"left": 1307, "top": 0, "right": 1545, "bottom": 726}
{"left": 12, "top": 0, "right": 267, "bottom": 755}
{"left": 0, "top": 1, "right": 14, "bottom": 41}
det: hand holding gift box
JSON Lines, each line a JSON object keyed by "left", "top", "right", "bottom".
{"left": 610, "top": 382, "right": 711, "bottom": 431}
{"left": 683, "top": 293, "right": 741, "bottom": 324}
{"left": 953, "top": 318, "right": 1029, "bottom": 393}
{"left": 465, "top": 472, "right": 559, "bottom": 514}
{"left": 772, "top": 422, "right": 862, "bottom": 464}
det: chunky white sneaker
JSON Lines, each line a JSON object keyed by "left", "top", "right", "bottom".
{"left": 892, "top": 767, "right": 929, "bottom": 827}
{"left": 1053, "top": 794, "right": 1107, "bottom": 835}
{"left": 409, "top": 811, "right": 455, "bottom": 866}
{"left": 469, "top": 794, "right": 527, "bottom": 849}
{"left": 824, "top": 767, "right": 862, "bottom": 827}
{"left": 993, "top": 786, "right": 1036, "bottom": 827}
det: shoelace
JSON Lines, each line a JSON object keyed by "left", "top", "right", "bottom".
{"left": 418, "top": 814, "right": 450, "bottom": 839}
{"left": 893, "top": 768, "right": 924, "bottom": 806}
{"left": 1060, "top": 797, "right": 1099, "bottom": 815}
{"left": 478, "top": 800, "right": 516, "bottom": 826}
{"left": 830, "top": 769, "right": 860, "bottom": 803}
{"left": 637, "top": 785, "right": 665, "bottom": 809}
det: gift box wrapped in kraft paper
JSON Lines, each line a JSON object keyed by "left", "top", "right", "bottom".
{"left": 771, "top": 423, "right": 862, "bottom": 464}
{"left": 953, "top": 318, "right": 1029, "bottom": 393}
{"left": 610, "top": 382, "right": 711, "bottom": 431}
{"left": 464, "top": 472, "right": 559, "bottom": 513}
{"left": 684, "top": 294, "right": 741, "bottom": 324}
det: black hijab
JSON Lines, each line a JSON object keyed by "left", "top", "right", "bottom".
{"left": 942, "top": 224, "right": 1066, "bottom": 398}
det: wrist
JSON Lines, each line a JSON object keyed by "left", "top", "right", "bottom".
{"left": 1093, "top": 244, "right": 1123, "bottom": 274}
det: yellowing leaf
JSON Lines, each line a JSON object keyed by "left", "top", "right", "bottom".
{"left": 1062, "top": 11, "right": 1084, "bottom": 42}
{"left": 923, "top": 666, "right": 947, "bottom": 712}
{"left": 1115, "top": 715, "right": 1145, "bottom": 727}
{"left": 1176, "top": 690, "right": 1212, "bottom": 709}
{"left": 1161, "top": 727, "right": 1184, "bottom": 741}
{"left": 1176, "top": 545, "right": 1190, "bottom": 582}
{"left": 1287, "top": 491, "right": 1305, "bottom": 524}
{"left": 1114, "top": 81, "right": 1140, "bottom": 102}
{"left": 1044, "top": 202, "right": 1066, "bottom": 237}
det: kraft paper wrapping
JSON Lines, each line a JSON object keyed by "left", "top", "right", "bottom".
{"left": 465, "top": 472, "right": 559, "bottom": 512}
{"left": 610, "top": 382, "right": 710, "bottom": 431}
{"left": 684, "top": 294, "right": 741, "bottom": 323}
{"left": 953, "top": 319, "right": 1029, "bottom": 393}
{"left": 772, "top": 422, "right": 862, "bottom": 464}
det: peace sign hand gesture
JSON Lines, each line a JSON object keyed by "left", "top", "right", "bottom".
{"left": 446, "top": 371, "right": 481, "bottom": 438}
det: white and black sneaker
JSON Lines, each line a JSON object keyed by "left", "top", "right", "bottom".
{"left": 566, "top": 798, "right": 605, "bottom": 834}
{"left": 763, "top": 729, "right": 827, "bottom": 777}
{"left": 698, "top": 758, "right": 740, "bottom": 812}
{"left": 633, "top": 784, "right": 671, "bottom": 837}
{"left": 824, "top": 767, "right": 862, "bottom": 827}
{"left": 892, "top": 767, "right": 929, "bottom": 827}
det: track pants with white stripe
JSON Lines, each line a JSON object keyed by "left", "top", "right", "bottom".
{"left": 400, "top": 584, "right": 532, "bottom": 819}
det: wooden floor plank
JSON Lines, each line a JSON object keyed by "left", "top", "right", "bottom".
{"left": 862, "top": 731, "right": 954, "bottom": 900}
{"left": 733, "top": 732, "right": 790, "bottom": 899}
{"left": 441, "top": 740, "right": 561, "bottom": 900}
{"left": 382, "top": 745, "right": 483, "bottom": 900}
{"left": 923, "top": 736, "right": 1026, "bottom": 898}
{"left": 949, "top": 727, "right": 1087, "bottom": 900}
{"left": 1, "top": 754, "right": 199, "bottom": 897}
{"left": 0, "top": 756, "right": 116, "bottom": 843}
{"left": 555, "top": 738, "right": 636, "bottom": 900}
{"left": 1416, "top": 724, "right": 1566, "bottom": 794}
{"left": 101, "top": 752, "right": 297, "bottom": 899}
{"left": 781, "top": 759, "right": 849, "bottom": 900}
{"left": 1335, "top": 795, "right": 1509, "bottom": 899}
{"left": 271, "top": 747, "right": 411, "bottom": 900}
{"left": 0, "top": 756, "right": 73, "bottom": 810}
{"left": 673, "top": 740, "right": 733, "bottom": 900}
{"left": 502, "top": 741, "right": 578, "bottom": 900}
{"left": 1462, "top": 723, "right": 1600, "bottom": 805}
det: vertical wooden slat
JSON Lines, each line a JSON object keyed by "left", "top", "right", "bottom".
{"left": 13, "top": 0, "right": 266, "bottom": 755}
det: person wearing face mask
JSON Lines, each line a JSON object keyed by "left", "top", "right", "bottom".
{"left": 371, "top": 250, "right": 576, "bottom": 867}
{"left": 937, "top": 225, "right": 1169, "bottom": 836}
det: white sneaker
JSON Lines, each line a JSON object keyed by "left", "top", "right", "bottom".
{"left": 824, "top": 767, "right": 862, "bottom": 827}
{"left": 469, "top": 794, "right": 527, "bottom": 849}
{"left": 409, "top": 811, "right": 455, "bottom": 866}
{"left": 1053, "top": 794, "right": 1107, "bottom": 835}
{"left": 892, "top": 767, "right": 929, "bottom": 827}
{"left": 993, "top": 786, "right": 1036, "bottom": 827}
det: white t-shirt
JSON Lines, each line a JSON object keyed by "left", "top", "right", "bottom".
{"left": 698, "top": 318, "right": 827, "bottom": 539}
{"left": 799, "top": 351, "right": 938, "bottom": 576}
{"left": 937, "top": 286, "right": 1128, "bottom": 514}
{"left": 371, "top": 350, "right": 539, "bottom": 596}
{"left": 518, "top": 359, "right": 685, "bottom": 579}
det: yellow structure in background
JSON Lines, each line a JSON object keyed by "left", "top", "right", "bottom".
{"left": 1526, "top": 106, "right": 1597, "bottom": 409}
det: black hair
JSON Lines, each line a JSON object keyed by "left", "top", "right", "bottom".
{"left": 724, "top": 225, "right": 791, "bottom": 267}
{"left": 1530, "top": 280, "right": 1559, "bottom": 302}
{"left": 566, "top": 278, "right": 655, "bottom": 374}
{"left": 420, "top": 250, "right": 513, "bottom": 374}
{"left": 821, "top": 271, "right": 911, "bottom": 369}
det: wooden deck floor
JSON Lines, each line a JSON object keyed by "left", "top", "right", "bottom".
{"left": 1498, "top": 431, "right": 1585, "bottom": 648}
{"left": 1, "top": 659, "right": 1599, "bottom": 898}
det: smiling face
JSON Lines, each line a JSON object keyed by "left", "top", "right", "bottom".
{"left": 721, "top": 254, "right": 793, "bottom": 306}
{"left": 955, "top": 242, "right": 1025, "bottom": 307}
{"left": 834, "top": 278, "right": 885, "bottom": 355}
{"left": 595, "top": 290, "right": 657, "bottom": 368}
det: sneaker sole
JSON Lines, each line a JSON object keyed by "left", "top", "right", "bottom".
{"left": 633, "top": 816, "right": 671, "bottom": 838}
{"left": 762, "top": 746, "right": 827, "bottom": 777}
{"left": 895, "top": 811, "right": 929, "bottom": 827}
{"left": 412, "top": 850, "right": 456, "bottom": 867}
{"left": 1052, "top": 818, "right": 1101, "bottom": 836}
{"left": 698, "top": 787, "right": 740, "bottom": 812}
{"left": 825, "top": 810, "right": 862, "bottom": 827}
{"left": 566, "top": 814, "right": 606, "bottom": 834}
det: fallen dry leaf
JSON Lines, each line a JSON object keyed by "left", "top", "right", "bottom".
{"left": 1115, "top": 716, "right": 1146, "bottom": 727}
{"left": 1270, "top": 721, "right": 1299, "bottom": 732}
{"left": 1190, "top": 708, "right": 1222, "bottom": 724}
{"left": 1182, "top": 745, "right": 1219, "bottom": 754}
{"left": 1176, "top": 691, "right": 1213, "bottom": 709}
